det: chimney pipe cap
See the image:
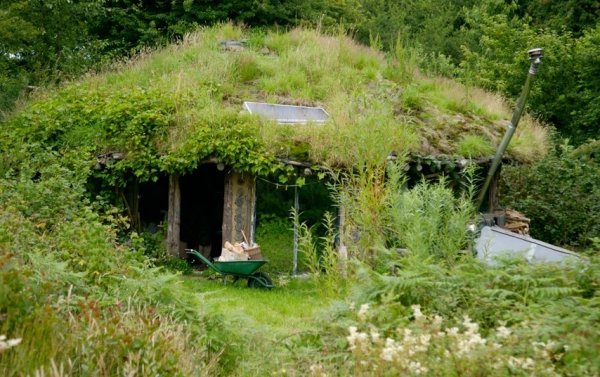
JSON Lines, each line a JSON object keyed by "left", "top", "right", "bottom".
{"left": 528, "top": 48, "right": 543, "bottom": 61}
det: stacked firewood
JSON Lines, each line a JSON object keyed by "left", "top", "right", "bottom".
{"left": 217, "top": 241, "right": 263, "bottom": 261}
{"left": 502, "top": 209, "right": 530, "bottom": 235}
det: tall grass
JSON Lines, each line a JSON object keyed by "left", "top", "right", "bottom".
{"left": 292, "top": 209, "right": 345, "bottom": 295}
{"left": 277, "top": 161, "right": 599, "bottom": 377}
{"left": 6, "top": 23, "right": 550, "bottom": 176}
{"left": 0, "top": 149, "right": 213, "bottom": 375}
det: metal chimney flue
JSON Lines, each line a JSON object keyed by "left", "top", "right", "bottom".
{"left": 476, "top": 48, "right": 543, "bottom": 210}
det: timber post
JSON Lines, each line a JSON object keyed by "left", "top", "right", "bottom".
{"left": 167, "top": 174, "right": 181, "bottom": 257}
{"left": 222, "top": 171, "right": 256, "bottom": 247}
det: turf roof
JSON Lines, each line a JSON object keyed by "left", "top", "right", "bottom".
{"left": 5, "top": 24, "right": 549, "bottom": 178}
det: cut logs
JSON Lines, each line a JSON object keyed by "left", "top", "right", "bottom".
{"left": 217, "top": 240, "right": 263, "bottom": 261}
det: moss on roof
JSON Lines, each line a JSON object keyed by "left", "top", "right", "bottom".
{"left": 4, "top": 24, "right": 549, "bottom": 180}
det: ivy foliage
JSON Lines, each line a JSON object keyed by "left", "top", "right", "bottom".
{"left": 3, "top": 24, "right": 548, "bottom": 191}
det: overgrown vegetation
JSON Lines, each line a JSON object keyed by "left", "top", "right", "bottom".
{"left": 1, "top": 8, "right": 598, "bottom": 376}
{"left": 0, "top": 149, "right": 214, "bottom": 375}
{"left": 2, "top": 25, "right": 547, "bottom": 189}
{"left": 501, "top": 139, "right": 600, "bottom": 249}
{"left": 187, "top": 162, "right": 599, "bottom": 376}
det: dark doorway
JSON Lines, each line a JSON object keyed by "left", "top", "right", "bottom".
{"left": 180, "top": 164, "right": 226, "bottom": 258}
{"left": 137, "top": 165, "right": 226, "bottom": 259}
{"left": 139, "top": 174, "right": 169, "bottom": 233}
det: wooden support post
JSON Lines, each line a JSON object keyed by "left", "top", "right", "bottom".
{"left": 123, "top": 178, "right": 140, "bottom": 233}
{"left": 487, "top": 165, "right": 501, "bottom": 213}
{"left": 293, "top": 186, "right": 299, "bottom": 275}
{"left": 222, "top": 171, "right": 256, "bottom": 247}
{"left": 167, "top": 174, "right": 181, "bottom": 257}
{"left": 338, "top": 205, "right": 348, "bottom": 277}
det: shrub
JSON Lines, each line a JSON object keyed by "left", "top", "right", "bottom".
{"left": 0, "top": 148, "right": 212, "bottom": 374}
{"left": 501, "top": 140, "right": 600, "bottom": 248}
{"left": 300, "top": 255, "right": 599, "bottom": 376}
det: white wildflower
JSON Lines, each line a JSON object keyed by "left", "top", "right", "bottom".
{"left": 462, "top": 315, "right": 479, "bottom": 335}
{"left": 544, "top": 341, "right": 556, "bottom": 351}
{"left": 358, "top": 303, "right": 370, "bottom": 321}
{"left": 411, "top": 304, "right": 424, "bottom": 320}
{"left": 432, "top": 314, "right": 443, "bottom": 328}
{"left": 456, "top": 331, "right": 486, "bottom": 357}
{"left": 370, "top": 330, "right": 380, "bottom": 343}
{"left": 522, "top": 357, "right": 535, "bottom": 370}
{"left": 507, "top": 356, "right": 520, "bottom": 368}
{"left": 0, "top": 335, "right": 22, "bottom": 351}
{"left": 347, "top": 326, "right": 368, "bottom": 351}
{"left": 496, "top": 326, "right": 511, "bottom": 338}
{"left": 446, "top": 327, "right": 460, "bottom": 337}
{"left": 416, "top": 334, "right": 431, "bottom": 351}
{"left": 408, "top": 361, "right": 428, "bottom": 375}
{"left": 380, "top": 347, "right": 395, "bottom": 362}
{"left": 381, "top": 338, "right": 402, "bottom": 362}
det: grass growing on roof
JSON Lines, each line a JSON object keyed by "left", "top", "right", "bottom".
{"left": 3, "top": 23, "right": 549, "bottom": 186}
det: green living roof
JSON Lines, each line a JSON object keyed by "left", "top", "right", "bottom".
{"left": 5, "top": 24, "right": 549, "bottom": 180}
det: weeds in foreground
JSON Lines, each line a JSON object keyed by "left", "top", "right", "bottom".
{"left": 0, "top": 150, "right": 213, "bottom": 375}
{"left": 333, "top": 304, "right": 563, "bottom": 376}
{"left": 291, "top": 209, "right": 345, "bottom": 295}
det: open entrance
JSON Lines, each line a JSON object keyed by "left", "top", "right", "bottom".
{"left": 138, "top": 174, "right": 169, "bottom": 233}
{"left": 138, "top": 164, "right": 225, "bottom": 259}
{"left": 179, "top": 165, "right": 225, "bottom": 259}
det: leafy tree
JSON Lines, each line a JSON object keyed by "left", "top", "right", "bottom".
{"left": 91, "top": 0, "right": 363, "bottom": 55}
{"left": 459, "top": 2, "right": 599, "bottom": 143}
{"left": 516, "top": 0, "right": 600, "bottom": 36}
{"left": 501, "top": 140, "right": 600, "bottom": 248}
{"left": 0, "top": 0, "right": 104, "bottom": 116}
{"left": 355, "top": 0, "right": 478, "bottom": 59}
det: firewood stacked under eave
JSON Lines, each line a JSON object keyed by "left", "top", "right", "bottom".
{"left": 502, "top": 209, "right": 530, "bottom": 235}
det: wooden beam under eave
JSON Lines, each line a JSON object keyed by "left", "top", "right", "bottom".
{"left": 167, "top": 173, "right": 181, "bottom": 257}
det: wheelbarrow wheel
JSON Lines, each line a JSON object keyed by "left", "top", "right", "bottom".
{"left": 248, "top": 272, "right": 273, "bottom": 289}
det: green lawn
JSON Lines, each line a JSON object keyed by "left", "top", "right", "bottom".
{"left": 182, "top": 274, "right": 336, "bottom": 376}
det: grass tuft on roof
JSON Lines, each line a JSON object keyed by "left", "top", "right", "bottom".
{"left": 3, "top": 23, "right": 549, "bottom": 180}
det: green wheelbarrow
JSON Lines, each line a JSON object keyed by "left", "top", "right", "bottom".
{"left": 186, "top": 249, "right": 274, "bottom": 289}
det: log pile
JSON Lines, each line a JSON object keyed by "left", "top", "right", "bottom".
{"left": 502, "top": 209, "right": 530, "bottom": 235}
{"left": 217, "top": 241, "right": 263, "bottom": 261}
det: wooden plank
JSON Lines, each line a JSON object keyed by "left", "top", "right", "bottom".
{"left": 167, "top": 174, "right": 181, "bottom": 257}
{"left": 123, "top": 178, "right": 140, "bottom": 233}
{"left": 487, "top": 165, "right": 501, "bottom": 212}
{"left": 338, "top": 205, "right": 348, "bottom": 277}
{"left": 222, "top": 171, "right": 256, "bottom": 246}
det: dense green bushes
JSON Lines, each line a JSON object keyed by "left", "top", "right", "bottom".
{"left": 317, "top": 255, "right": 600, "bottom": 376}
{"left": 0, "top": 149, "right": 213, "bottom": 375}
{"left": 286, "top": 162, "right": 599, "bottom": 376}
{"left": 501, "top": 140, "right": 600, "bottom": 249}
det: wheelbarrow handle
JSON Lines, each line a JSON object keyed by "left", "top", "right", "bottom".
{"left": 186, "top": 249, "right": 217, "bottom": 271}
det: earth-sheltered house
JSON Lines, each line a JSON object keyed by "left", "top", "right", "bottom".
{"left": 5, "top": 24, "right": 549, "bottom": 259}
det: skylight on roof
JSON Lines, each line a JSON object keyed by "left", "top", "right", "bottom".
{"left": 243, "top": 102, "right": 329, "bottom": 124}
